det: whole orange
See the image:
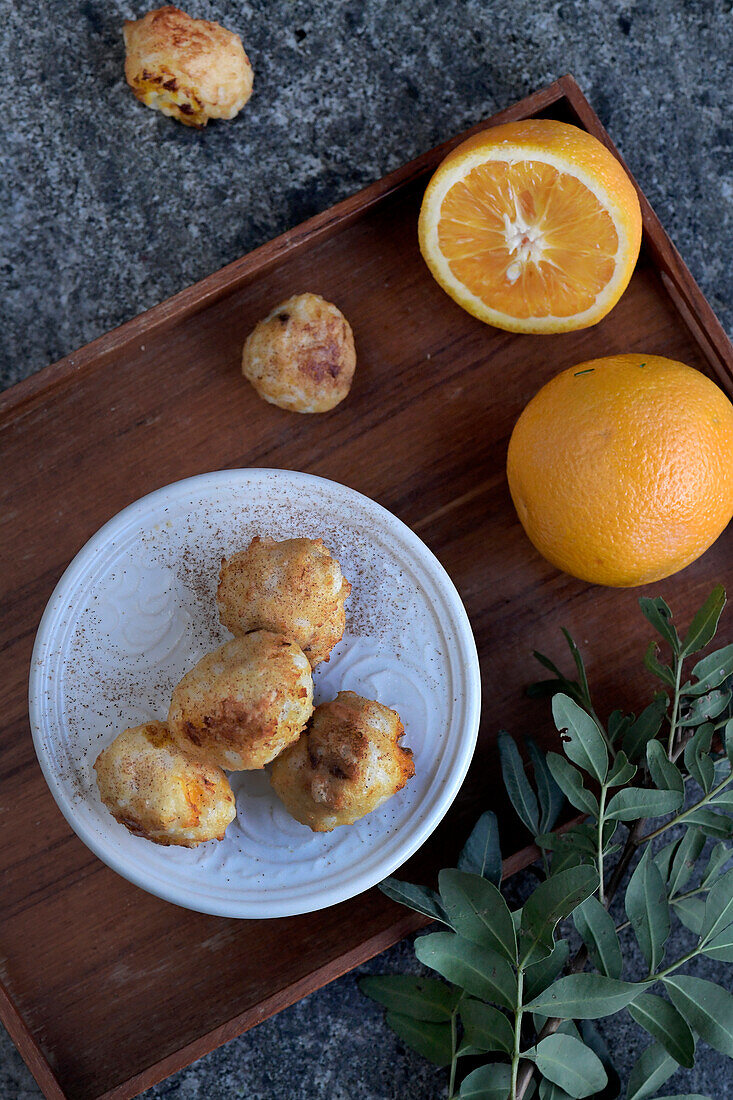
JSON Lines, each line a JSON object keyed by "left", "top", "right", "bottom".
{"left": 506, "top": 354, "right": 733, "bottom": 587}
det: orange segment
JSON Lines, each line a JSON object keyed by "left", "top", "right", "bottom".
{"left": 418, "top": 120, "right": 642, "bottom": 334}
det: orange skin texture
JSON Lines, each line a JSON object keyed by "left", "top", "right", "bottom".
{"left": 418, "top": 119, "right": 642, "bottom": 334}
{"left": 507, "top": 354, "right": 733, "bottom": 587}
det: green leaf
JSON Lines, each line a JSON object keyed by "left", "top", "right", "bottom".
{"left": 498, "top": 731, "right": 540, "bottom": 835}
{"left": 539, "top": 1081, "right": 573, "bottom": 1100}
{"left": 549, "top": 837, "right": 592, "bottom": 876}
{"left": 385, "top": 1011, "right": 453, "bottom": 1065}
{"left": 608, "top": 709, "right": 632, "bottom": 745}
{"left": 700, "top": 924, "right": 733, "bottom": 961}
{"left": 639, "top": 597, "right": 681, "bottom": 655}
{"left": 552, "top": 694, "right": 608, "bottom": 784}
{"left": 414, "top": 931, "right": 516, "bottom": 1010}
{"left": 360, "top": 975, "right": 458, "bottom": 1021}
{"left": 527, "top": 974, "right": 641, "bottom": 1019}
{"left": 528, "top": 737, "right": 565, "bottom": 832}
{"left": 626, "top": 1041, "right": 676, "bottom": 1100}
{"left": 606, "top": 787, "right": 682, "bottom": 821}
{"left": 623, "top": 694, "right": 668, "bottom": 762}
{"left": 680, "top": 584, "right": 726, "bottom": 657}
{"left": 684, "top": 643, "right": 733, "bottom": 695}
{"left": 520, "top": 866, "right": 597, "bottom": 959}
{"left": 530, "top": 1034, "right": 607, "bottom": 1098}
{"left": 644, "top": 642, "right": 676, "bottom": 689}
{"left": 665, "top": 975, "right": 733, "bottom": 1056}
{"left": 379, "top": 878, "right": 449, "bottom": 924}
{"left": 654, "top": 839, "right": 679, "bottom": 882}
{"left": 684, "top": 722, "right": 715, "bottom": 791}
{"left": 711, "top": 790, "right": 733, "bottom": 811}
{"left": 459, "top": 998, "right": 514, "bottom": 1054}
{"left": 536, "top": 825, "right": 596, "bottom": 856}
{"left": 606, "top": 749, "right": 637, "bottom": 788}
{"left": 459, "top": 1064, "right": 512, "bottom": 1099}
{"left": 523, "top": 939, "right": 570, "bottom": 1002}
{"left": 628, "top": 992, "right": 695, "bottom": 1068}
{"left": 673, "top": 896, "right": 706, "bottom": 935}
{"left": 699, "top": 867, "right": 733, "bottom": 944}
{"left": 625, "top": 847, "right": 670, "bottom": 972}
{"left": 439, "top": 869, "right": 517, "bottom": 963}
{"left": 573, "top": 895, "right": 623, "bottom": 979}
{"left": 714, "top": 756, "right": 732, "bottom": 786}
{"left": 546, "top": 754, "right": 599, "bottom": 817}
{"left": 647, "top": 740, "right": 684, "bottom": 795}
{"left": 577, "top": 1019, "right": 621, "bottom": 1099}
{"left": 701, "top": 841, "right": 732, "bottom": 885}
{"left": 667, "top": 827, "right": 705, "bottom": 897}
{"left": 561, "top": 627, "right": 592, "bottom": 696}
{"left": 683, "top": 807, "right": 733, "bottom": 839}
{"left": 726, "top": 718, "right": 733, "bottom": 765}
{"left": 532, "top": 649, "right": 567, "bottom": 678}
{"left": 679, "top": 690, "right": 731, "bottom": 727}
{"left": 458, "top": 811, "right": 502, "bottom": 885}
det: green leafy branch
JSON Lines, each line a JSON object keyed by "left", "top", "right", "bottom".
{"left": 362, "top": 585, "right": 733, "bottom": 1100}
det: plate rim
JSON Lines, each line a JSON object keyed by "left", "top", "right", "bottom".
{"left": 29, "top": 468, "right": 481, "bottom": 918}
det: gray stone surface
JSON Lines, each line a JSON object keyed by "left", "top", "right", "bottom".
{"left": 2, "top": 0, "right": 733, "bottom": 1096}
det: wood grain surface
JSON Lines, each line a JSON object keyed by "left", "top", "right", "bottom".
{"left": 1, "top": 76, "right": 732, "bottom": 1100}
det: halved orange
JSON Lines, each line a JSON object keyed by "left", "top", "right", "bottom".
{"left": 418, "top": 119, "right": 642, "bottom": 334}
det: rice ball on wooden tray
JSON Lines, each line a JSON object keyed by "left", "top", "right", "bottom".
{"left": 270, "top": 691, "right": 414, "bottom": 831}
{"left": 242, "top": 293, "right": 356, "bottom": 413}
{"left": 217, "top": 535, "right": 351, "bottom": 667}
{"left": 167, "top": 631, "right": 313, "bottom": 770}
{"left": 94, "top": 721, "right": 236, "bottom": 847}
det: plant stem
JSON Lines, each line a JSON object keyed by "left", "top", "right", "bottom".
{"left": 646, "top": 946, "right": 701, "bottom": 982}
{"left": 510, "top": 968, "right": 525, "bottom": 1100}
{"left": 605, "top": 819, "right": 644, "bottom": 898}
{"left": 616, "top": 882, "right": 712, "bottom": 935}
{"left": 667, "top": 655, "right": 684, "bottom": 758}
{"left": 638, "top": 768, "right": 733, "bottom": 844}
{"left": 597, "top": 784, "right": 608, "bottom": 904}
{"left": 514, "top": 822, "right": 642, "bottom": 1100}
{"left": 448, "top": 1006, "right": 458, "bottom": 1100}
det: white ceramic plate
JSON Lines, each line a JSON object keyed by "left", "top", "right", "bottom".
{"left": 29, "top": 469, "right": 481, "bottom": 918}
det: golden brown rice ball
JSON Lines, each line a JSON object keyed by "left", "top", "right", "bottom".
{"left": 93, "top": 720, "right": 236, "bottom": 847}
{"left": 242, "top": 293, "right": 356, "bottom": 413}
{"left": 168, "top": 631, "right": 313, "bottom": 770}
{"left": 217, "top": 536, "right": 351, "bottom": 667}
{"left": 123, "top": 7, "right": 253, "bottom": 128}
{"left": 270, "top": 691, "right": 415, "bottom": 832}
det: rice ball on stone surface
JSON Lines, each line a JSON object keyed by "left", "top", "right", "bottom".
{"left": 168, "top": 631, "right": 313, "bottom": 771}
{"left": 270, "top": 691, "right": 415, "bottom": 832}
{"left": 241, "top": 293, "right": 356, "bottom": 413}
{"left": 217, "top": 536, "right": 351, "bottom": 667}
{"left": 93, "top": 720, "right": 236, "bottom": 847}
{"left": 123, "top": 6, "right": 253, "bottom": 127}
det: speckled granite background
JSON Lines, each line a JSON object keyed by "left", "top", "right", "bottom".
{"left": 2, "top": 0, "right": 733, "bottom": 1096}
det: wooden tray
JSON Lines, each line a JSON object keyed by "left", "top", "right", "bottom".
{"left": 2, "top": 75, "right": 732, "bottom": 1100}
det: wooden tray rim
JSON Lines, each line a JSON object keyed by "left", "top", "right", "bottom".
{"left": 4, "top": 73, "right": 733, "bottom": 1100}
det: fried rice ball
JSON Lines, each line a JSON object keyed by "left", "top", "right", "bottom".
{"left": 217, "top": 536, "right": 351, "bottom": 667}
{"left": 168, "top": 631, "right": 313, "bottom": 770}
{"left": 123, "top": 7, "right": 253, "bottom": 128}
{"left": 242, "top": 293, "right": 356, "bottom": 413}
{"left": 270, "top": 691, "right": 415, "bottom": 832}
{"left": 93, "top": 720, "right": 236, "bottom": 847}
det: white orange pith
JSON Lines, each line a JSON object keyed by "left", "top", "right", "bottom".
{"left": 418, "top": 119, "right": 643, "bottom": 333}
